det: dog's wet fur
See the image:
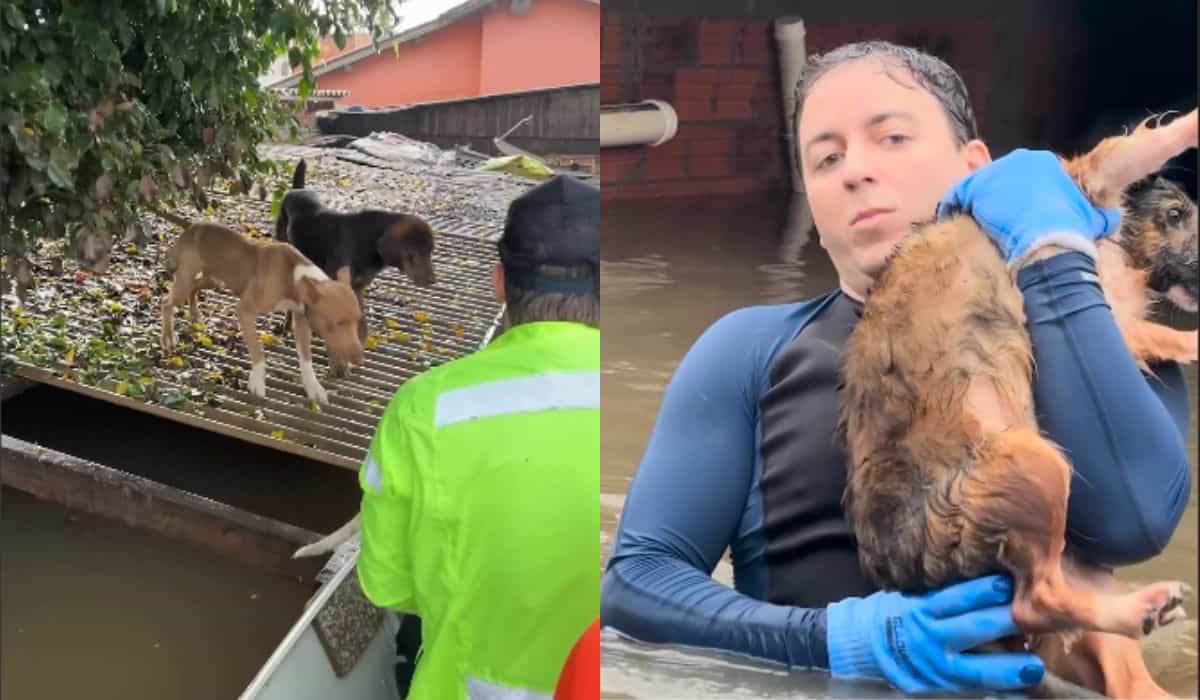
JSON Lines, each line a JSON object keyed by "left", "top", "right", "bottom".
{"left": 840, "top": 110, "right": 1198, "bottom": 699}
{"left": 1118, "top": 176, "right": 1199, "bottom": 312}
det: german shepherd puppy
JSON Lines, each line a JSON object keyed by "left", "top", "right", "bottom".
{"left": 840, "top": 110, "right": 1198, "bottom": 699}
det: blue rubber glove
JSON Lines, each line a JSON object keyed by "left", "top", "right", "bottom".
{"left": 936, "top": 149, "right": 1122, "bottom": 269}
{"left": 826, "top": 574, "right": 1044, "bottom": 694}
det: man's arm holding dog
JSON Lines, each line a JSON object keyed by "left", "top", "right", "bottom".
{"left": 1020, "top": 249, "right": 1191, "bottom": 565}
{"left": 601, "top": 305, "right": 1045, "bottom": 691}
{"left": 940, "top": 151, "right": 1192, "bottom": 567}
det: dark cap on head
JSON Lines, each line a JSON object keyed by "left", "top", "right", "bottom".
{"left": 498, "top": 175, "right": 599, "bottom": 297}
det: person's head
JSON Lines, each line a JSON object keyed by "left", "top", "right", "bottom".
{"left": 793, "top": 41, "right": 991, "bottom": 300}
{"left": 493, "top": 175, "right": 600, "bottom": 329}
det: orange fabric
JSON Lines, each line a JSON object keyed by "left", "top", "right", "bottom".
{"left": 554, "top": 617, "right": 600, "bottom": 700}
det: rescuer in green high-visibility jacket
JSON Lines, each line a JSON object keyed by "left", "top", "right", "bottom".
{"left": 355, "top": 174, "right": 600, "bottom": 700}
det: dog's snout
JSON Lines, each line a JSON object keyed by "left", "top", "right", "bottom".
{"left": 332, "top": 333, "right": 365, "bottom": 367}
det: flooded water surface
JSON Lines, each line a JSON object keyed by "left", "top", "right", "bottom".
{"left": 1, "top": 485, "right": 314, "bottom": 700}
{"left": 1, "top": 386, "right": 364, "bottom": 699}
{"left": 600, "top": 193, "right": 1199, "bottom": 698}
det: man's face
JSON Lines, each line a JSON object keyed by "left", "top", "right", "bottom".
{"left": 797, "top": 57, "right": 989, "bottom": 297}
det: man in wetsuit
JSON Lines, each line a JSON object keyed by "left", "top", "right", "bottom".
{"left": 600, "top": 41, "right": 1193, "bottom": 695}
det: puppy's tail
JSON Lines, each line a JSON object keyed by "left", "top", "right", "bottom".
{"left": 147, "top": 205, "right": 192, "bottom": 230}
{"left": 292, "top": 158, "right": 307, "bottom": 189}
{"left": 293, "top": 513, "right": 360, "bottom": 559}
{"left": 146, "top": 205, "right": 192, "bottom": 274}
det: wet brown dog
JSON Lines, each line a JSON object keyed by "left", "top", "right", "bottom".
{"left": 840, "top": 110, "right": 1198, "bottom": 699}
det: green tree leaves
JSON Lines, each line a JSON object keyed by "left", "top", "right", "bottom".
{"left": 1, "top": 0, "right": 401, "bottom": 266}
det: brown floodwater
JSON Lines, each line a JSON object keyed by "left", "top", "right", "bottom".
{"left": 1, "top": 384, "right": 364, "bottom": 699}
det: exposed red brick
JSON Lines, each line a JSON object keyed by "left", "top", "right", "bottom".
{"left": 599, "top": 175, "right": 781, "bottom": 202}
{"left": 648, "top": 43, "right": 686, "bottom": 66}
{"left": 703, "top": 175, "right": 773, "bottom": 196}
{"left": 719, "top": 68, "right": 762, "bottom": 84}
{"left": 676, "top": 67, "right": 722, "bottom": 86}
{"left": 644, "top": 21, "right": 693, "bottom": 65}
{"left": 740, "top": 38, "right": 773, "bottom": 65}
{"left": 697, "top": 40, "right": 734, "bottom": 65}
{"left": 738, "top": 133, "right": 778, "bottom": 157}
{"left": 804, "top": 23, "right": 898, "bottom": 54}
{"left": 687, "top": 137, "right": 735, "bottom": 156}
{"left": 712, "top": 99, "right": 753, "bottom": 121}
{"left": 652, "top": 137, "right": 688, "bottom": 158}
{"left": 676, "top": 124, "right": 738, "bottom": 141}
{"left": 599, "top": 180, "right": 694, "bottom": 201}
{"left": 644, "top": 151, "right": 687, "bottom": 179}
{"left": 600, "top": 150, "right": 644, "bottom": 184}
{"left": 718, "top": 83, "right": 757, "bottom": 103}
{"left": 637, "top": 77, "right": 673, "bottom": 102}
{"left": 674, "top": 79, "right": 716, "bottom": 101}
{"left": 600, "top": 81, "right": 622, "bottom": 103}
{"left": 733, "top": 154, "right": 778, "bottom": 175}
{"left": 602, "top": 32, "right": 622, "bottom": 66}
{"left": 689, "top": 155, "right": 734, "bottom": 177}
{"left": 601, "top": 16, "right": 796, "bottom": 201}
{"left": 743, "top": 20, "right": 771, "bottom": 38}
{"left": 757, "top": 92, "right": 781, "bottom": 111}
{"left": 674, "top": 99, "right": 715, "bottom": 121}
{"left": 698, "top": 18, "right": 739, "bottom": 43}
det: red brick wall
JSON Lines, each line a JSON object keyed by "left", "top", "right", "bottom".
{"left": 599, "top": 10, "right": 1090, "bottom": 202}
{"left": 600, "top": 15, "right": 789, "bottom": 201}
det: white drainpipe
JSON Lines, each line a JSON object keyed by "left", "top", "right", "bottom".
{"left": 600, "top": 100, "right": 678, "bottom": 148}
{"left": 774, "top": 17, "right": 807, "bottom": 192}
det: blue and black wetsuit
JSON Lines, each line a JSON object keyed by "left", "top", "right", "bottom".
{"left": 600, "top": 251, "right": 1192, "bottom": 668}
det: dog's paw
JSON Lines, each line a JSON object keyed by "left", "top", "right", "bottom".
{"left": 304, "top": 380, "right": 329, "bottom": 406}
{"left": 248, "top": 364, "right": 267, "bottom": 399}
{"left": 1140, "top": 581, "right": 1191, "bottom": 635}
{"left": 299, "top": 362, "right": 329, "bottom": 404}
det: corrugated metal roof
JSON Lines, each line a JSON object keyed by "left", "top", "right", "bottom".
{"left": 0, "top": 144, "right": 538, "bottom": 471}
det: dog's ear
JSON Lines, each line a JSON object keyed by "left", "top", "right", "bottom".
{"left": 378, "top": 219, "right": 434, "bottom": 265}
{"left": 295, "top": 276, "right": 321, "bottom": 304}
{"left": 376, "top": 229, "right": 401, "bottom": 267}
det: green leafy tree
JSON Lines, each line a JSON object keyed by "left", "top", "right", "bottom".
{"left": 0, "top": 0, "right": 400, "bottom": 281}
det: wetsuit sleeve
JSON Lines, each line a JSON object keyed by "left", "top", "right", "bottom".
{"left": 600, "top": 306, "right": 829, "bottom": 668}
{"left": 1019, "top": 251, "right": 1192, "bottom": 566}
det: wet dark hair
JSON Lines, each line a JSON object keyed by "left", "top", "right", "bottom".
{"left": 791, "top": 41, "right": 979, "bottom": 171}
